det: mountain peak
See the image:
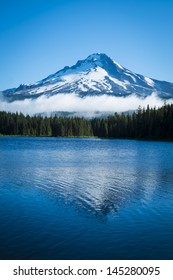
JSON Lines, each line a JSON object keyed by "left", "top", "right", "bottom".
{"left": 2, "top": 53, "right": 173, "bottom": 102}
{"left": 69, "top": 52, "right": 124, "bottom": 77}
{"left": 87, "top": 52, "right": 122, "bottom": 63}
{"left": 74, "top": 52, "right": 111, "bottom": 67}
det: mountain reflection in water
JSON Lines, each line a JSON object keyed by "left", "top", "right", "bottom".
{"left": 0, "top": 137, "right": 173, "bottom": 259}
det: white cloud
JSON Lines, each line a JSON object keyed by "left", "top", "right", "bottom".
{"left": 0, "top": 93, "right": 170, "bottom": 116}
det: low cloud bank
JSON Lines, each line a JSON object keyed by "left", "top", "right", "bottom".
{"left": 0, "top": 93, "right": 171, "bottom": 116}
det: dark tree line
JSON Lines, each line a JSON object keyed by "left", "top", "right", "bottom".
{"left": 0, "top": 103, "right": 173, "bottom": 140}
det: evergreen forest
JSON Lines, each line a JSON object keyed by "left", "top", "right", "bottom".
{"left": 0, "top": 103, "right": 173, "bottom": 140}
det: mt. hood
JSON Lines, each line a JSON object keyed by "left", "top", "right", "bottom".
{"left": 2, "top": 53, "right": 173, "bottom": 102}
{"left": 0, "top": 53, "right": 173, "bottom": 113}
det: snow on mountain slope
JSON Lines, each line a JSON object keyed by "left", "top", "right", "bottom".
{"left": 1, "top": 53, "right": 173, "bottom": 102}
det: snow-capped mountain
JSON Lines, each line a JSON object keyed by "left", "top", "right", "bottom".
{"left": 1, "top": 53, "right": 173, "bottom": 102}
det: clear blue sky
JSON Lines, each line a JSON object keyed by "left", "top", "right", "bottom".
{"left": 0, "top": 0, "right": 173, "bottom": 90}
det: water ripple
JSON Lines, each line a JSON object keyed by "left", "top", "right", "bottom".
{"left": 1, "top": 137, "right": 173, "bottom": 259}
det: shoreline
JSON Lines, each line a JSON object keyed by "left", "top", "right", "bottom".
{"left": 0, "top": 134, "right": 173, "bottom": 142}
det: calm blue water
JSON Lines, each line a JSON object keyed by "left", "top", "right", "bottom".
{"left": 0, "top": 137, "right": 173, "bottom": 260}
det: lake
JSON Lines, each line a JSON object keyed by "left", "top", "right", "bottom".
{"left": 0, "top": 137, "right": 173, "bottom": 260}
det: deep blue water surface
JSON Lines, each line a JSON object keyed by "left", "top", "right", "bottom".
{"left": 0, "top": 137, "right": 173, "bottom": 259}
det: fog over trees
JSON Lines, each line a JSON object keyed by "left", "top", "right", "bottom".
{"left": 0, "top": 104, "right": 173, "bottom": 140}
